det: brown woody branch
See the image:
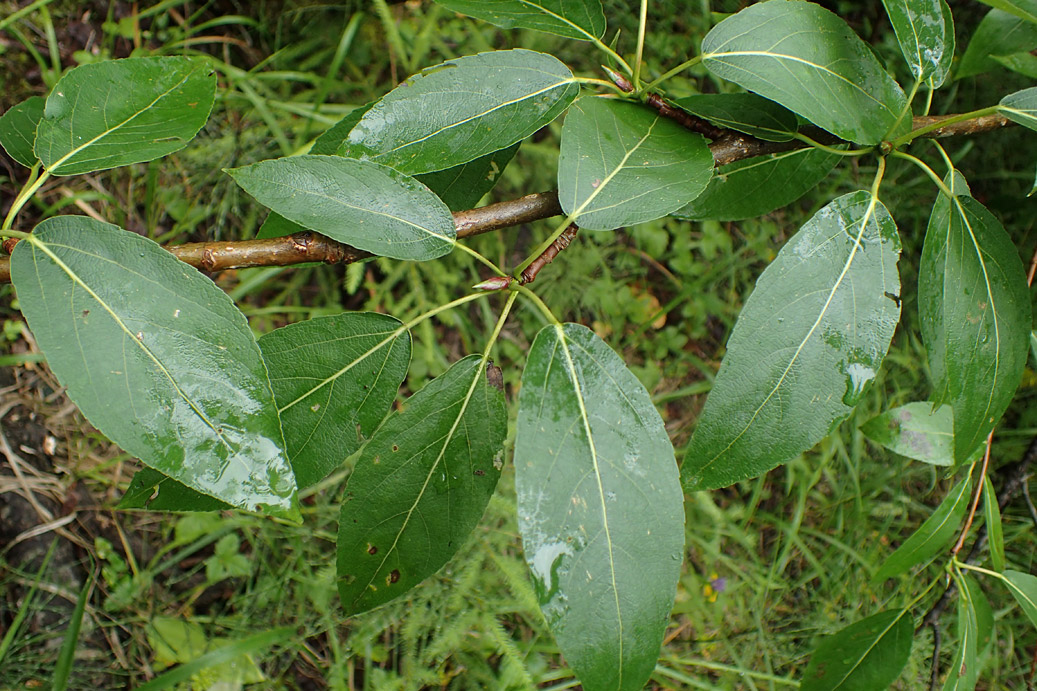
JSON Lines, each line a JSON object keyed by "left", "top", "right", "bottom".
{"left": 0, "top": 113, "right": 1015, "bottom": 284}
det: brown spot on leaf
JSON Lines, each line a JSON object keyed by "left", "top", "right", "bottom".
{"left": 367, "top": 544, "right": 378, "bottom": 555}
{"left": 389, "top": 569, "right": 401, "bottom": 584}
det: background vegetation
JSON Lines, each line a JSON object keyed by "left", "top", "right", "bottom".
{"left": 1, "top": 1, "right": 1035, "bottom": 688}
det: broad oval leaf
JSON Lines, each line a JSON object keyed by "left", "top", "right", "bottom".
{"left": 672, "top": 147, "right": 841, "bottom": 222}
{"left": 515, "top": 323, "right": 684, "bottom": 691}
{"left": 311, "top": 102, "right": 375, "bottom": 155}
{"left": 336, "top": 355, "right": 507, "bottom": 614}
{"left": 882, "top": 0, "right": 954, "bottom": 87}
{"left": 0, "top": 96, "right": 44, "bottom": 167}
{"left": 340, "top": 49, "right": 578, "bottom": 175}
{"left": 435, "top": 0, "right": 606, "bottom": 41}
{"left": 701, "top": 0, "right": 908, "bottom": 145}
{"left": 35, "top": 56, "right": 216, "bottom": 175}
{"left": 10, "top": 217, "right": 298, "bottom": 519}
{"left": 872, "top": 476, "right": 971, "bottom": 583}
{"left": 800, "top": 610, "right": 913, "bottom": 691}
{"left": 983, "top": 476, "right": 1006, "bottom": 572}
{"left": 957, "top": 9, "right": 1037, "bottom": 79}
{"left": 672, "top": 93, "right": 798, "bottom": 142}
{"left": 258, "top": 313, "right": 411, "bottom": 489}
{"left": 860, "top": 402, "right": 954, "bottom": 466}
{"left": 919, "top": 184, "right": 1030, "bottom": 463}
{"left": 683, "top": 191, "right": 901, "bottom": 491}
{"left": 999, "top": 87, "right": 1037, "bottom": 131}
{"left": 1003, "top": 570, "right": 1037, "bottom": 630}
{"left": 557, "top": 97, "right": 712, "bottom": 230}
{"left": 227, "top": 155, "right": 456, "bottom": 261}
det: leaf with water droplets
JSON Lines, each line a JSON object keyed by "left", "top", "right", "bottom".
{"left": 918, "top": 174, "right": 1030, "bottom": 463}
{"left": 515, "top": 323, "right": 684, "bottom": 691}
{"left": 683, "top": 191, "right": 901, "bottom": 491}
{"left": 883, "top": 0, "right": 954, "bottom": 87}
{"left": 336, "top": 355, "right": 506, "bottom": 614}
{"left": 800, "top": 610, "right": 913, "bottom": 691}
{"left": 860, "top": 402, "right": 954, "bottom": 466}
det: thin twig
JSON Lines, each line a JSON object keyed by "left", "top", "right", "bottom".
{"left": 951, "top": 431, "right": 993, "bottom": 557}
{"left": 0, "top": 113, "right": 1016, "bottom": 284}
{"left": 519, "top": 224, "right": 578, "bottom": 284}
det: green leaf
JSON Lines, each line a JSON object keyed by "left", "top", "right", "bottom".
{"left": 992, "top": 51, "right": 1037, "bottom": 78}
{"left": 35, "top": 56, "right": 216, "bottom": 175}
{"left": 434, "top": 0, "right": 606, "bottom": 41}
{"left": 557, "top": 97, "right": 713, "bottom": 231}
{"left": 919, "top": 184, "right": 1030, "bottom": 463}
{"left": 672, "top": 147, "right": 841, "bottom": 222}
{"left": 683, "top": 191, "right": 901, "bottom": 491}
{"left": 336, "top": 355, "right": 506, "bottom": 614}
{"left": 119, "top": 468, "right": 230, "bottom": 512}
{"left": 258, "top": 313, "right": 411, "bottom": 489}
{"left": 999, "top": 87, "right": 1037, "bottom": 131}
{"left": 800, "top": 610, "right": 913, "bottom": 691}
{"left": 983, "top": 476, "right": 1005, "bottom": 572}
{"left": 340, "top": 49, "right": 578, "bottom": 174}
{"left": 701, "top": 0, "right": 908, "bottom": 145}
{"left": 672, "top": 93, "right": 798, "bottom": 142}
{"left": 1003, "top": 570, "right": 1037, "bottom": 630}
{"left": 941, "top": 578, "right": 979, "bottom": 691}
{"left": 957, "top": 9, "right": 1037, "bottom": 79}
{"left": 417, "top": 143, "right": 519, "bottom": 211}
{"left": 255, "top": 211, "right": 303, "bottom": 240}
{"left": 10, "top": 216, "right": 298, "bottom": 520}
{"left": 978, "top": 0, "right": 1037, "bottom": 24}
{"left": 961, "top": 574, "right": 995, "bottom": 654}
{"left": 227, "top": 155, "right": 456, "bottom": 261}
{"left": 0, "top": 96, "right": 44, "bottom": 167}
{"left": 1031, "top": 330, "right": 1037, "bottom": 360}
{"left": 860, "top": 402, "right": 954, "bottom": 466}
{"left": 872, "top": 476, "right": 972, "bottom": 583}
{"left": 311, "top": 102, "right": 375, "bottom": 155}
{"left": 515, "top": 323, "right": 684, "bottom": 691}
{"left": 882, "top": 0, "right": 954, "bottom": 87}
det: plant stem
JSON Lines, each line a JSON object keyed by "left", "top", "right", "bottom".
{"left": 891, "top": 106, "right": 1000, "bottom": 147}
{"left": 573, "top": 77, "right": 627, "bottom": 95}
{"left": 2, "top": 169, "right": 50, "bottom": 232}
{"left": 952, "top": 433, "right": 994, "bottom": 557}
{"left": 0, "top": 230, "right": 31, "bottom": 241}
{"left": 890, "top": 151, "right": 953, "bottom": 197}
{"left": 632, "top": 0, "right": 648, "bottom": 90}
{"left": 454, "top": 242, "right": 506, "bottom": 277}
{"left": 478, "top": 291, "right": 519, "bottom": 367}
{"left": 870, "top": 155, "right": 887, "bottom": 198}
{"left": 591, "top": 38, "right": 633, "bottom": 77}
{"left": 513, "top": 283, "right": 560, "bottom": 326}
{"left": 641, "top": 55, "right": 702, "bottom": 93}
{"left": 0, "top": 0, "right": 57, "bottom": 32}
{"left": 886, "top": 76, "right": 922, "bottom": 141}
{"left": 513, "top": 215, "right": 577, "bottom": 277}
{"left": 790, "top": 132, "right": 870, "bottom": 157}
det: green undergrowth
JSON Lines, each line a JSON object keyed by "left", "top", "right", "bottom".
{"left": 1, "top": 1, "right": 1035, "bottom": 689}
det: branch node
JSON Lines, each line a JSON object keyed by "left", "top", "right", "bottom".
{"left": 520, "top": 224, "right": 579, "bottom": 285}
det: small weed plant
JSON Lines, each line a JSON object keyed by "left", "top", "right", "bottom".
{"left": 1, "top": 1, "right": 1036, "bottom": 689}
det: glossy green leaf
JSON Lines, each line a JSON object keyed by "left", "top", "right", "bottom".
{"left": 919, "top": 183, "right": 1030, "bottom": 463}
{"left": 860, "top": 402, "right": 954, "bottom": 466}
{"left": 227, "top": 155, "right": 456, "bottom": 261}
{"left": 35, "top": 56, "right": 216, "bottom": 175}
{"left": 1003, "top": 570, "right": 1037, "bottom": 630}
{"left": 336, "top": 355, "right": 506, "bottom": 614}
{"left": 0, "top": 96, "right": 44, "bottom": 167}
{"left": 800, "top": 610, "right": 913, "bottom": 691}
{"left": 957, "top": 9, "right": 1037, "bottom": 79}
{"left": 119, "top": 468, "right": 229, "bottom": 512}
{"left": 701, "top": 0, "right": 908, "bottom": 145}
{"left": 435, "top": 0, "right": 605, "bottom": 41}
{"left": 557, "top": 97, "right": 712, "bottom": 231}
{"left": 258, "top": 313, "right": 411, "bottom": 489}
{"left": 311, "top": 103, "right": 375, "bottom": 155}
{"left": 978, "top": 0, "right": 1037, "bottom": 24}
{"left": 672, "top": 147, "right": 841, "bottom": 222}
{"left": 941, "top": 578, "right": 979, "bottom": 691}
{"left": 417, "top": 143, "right": 519, "bottom": 211}
{"left": 983, "top": 476, "right": 1005, "bottom": 571}
{"left": 340, "top": 49, "right": 578, "bottom": 175}
{"left": 671, "top": 93, "right": 798, "bottom": 142}
{"left": 10, "top": 217, "right": 298, "bottom": 519}
{"left": 999, "top": 87, "right": 1037, "bottom": 131}
{"left": 683, "top": 192, "right": 901, "bottom": 491}
{"left": 515, "top": 323, "right": 684, "bottom": 691}
{"left": 872, "top": 476, "right": 972, "bottom": 583}
{"left": 882, "top": 0, "right": 954, "bottom": 87}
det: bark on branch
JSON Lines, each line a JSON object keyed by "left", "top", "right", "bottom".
{"left": 0, "top": 112, "right": 1014, "bottom": 284}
